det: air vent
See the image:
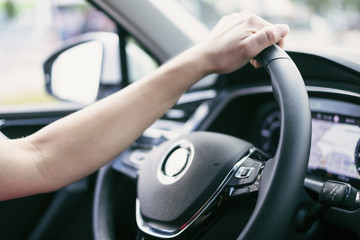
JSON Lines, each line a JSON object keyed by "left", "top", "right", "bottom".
{"left": 162, "top": 90, "right": 216, "bottom": 123}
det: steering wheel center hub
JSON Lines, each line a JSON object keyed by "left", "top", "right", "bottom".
{"left": 164, "top": 148, "right": 189, "bottom": 177}
{"left": 157, "top": 140, "right": 194, "bottom": 184}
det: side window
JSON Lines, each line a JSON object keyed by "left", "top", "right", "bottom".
{"left": 0, "top": 0, "right": 116, "bottom": 106}
{"left": 126, "top": 37, "right": 159, "bottom": 84}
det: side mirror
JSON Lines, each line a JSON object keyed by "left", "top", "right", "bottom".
{"left": 44, "top": 32, "right": 159, "bottom": 104}
{"left": 44, "top": 32, "right": 121, "bottom": 104}
{"left": 48, "top": 41, "right": 103, "bottom": 104}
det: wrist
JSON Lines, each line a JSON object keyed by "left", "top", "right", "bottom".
{"left": 181, "top": 42, "right": 216, "bottom": 76}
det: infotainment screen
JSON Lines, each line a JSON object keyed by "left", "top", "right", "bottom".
{"left": 307, "top": 112, "right": 360, "bottom": 187}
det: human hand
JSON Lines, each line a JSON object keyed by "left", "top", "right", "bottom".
{"left": 195, "top": 11, "right": 289, "bottom": 74}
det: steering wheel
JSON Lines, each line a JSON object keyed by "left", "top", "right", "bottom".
{"left": 93, "top": 45, "right": 311, "bottom": 240}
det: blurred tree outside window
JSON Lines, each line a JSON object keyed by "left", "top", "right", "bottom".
{"left": 0, "top": 0, "right": 116, "bottom": 106}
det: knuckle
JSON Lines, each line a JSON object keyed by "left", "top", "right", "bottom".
{"left": 240, "top": 10, "right": 253, "bottom": 17}
{"left": 223, "top": 12, "right": 239, "bottom": 20}
{"left": 247, "top": 15, "right": 259, "bottom": 25}
{"left": 264, "top": 27, "right": 277, "bottom": 44}
{"left": 225, "top": 12, "right": 242, "bottom": 22}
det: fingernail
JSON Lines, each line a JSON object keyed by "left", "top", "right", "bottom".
{"left": 277, "top": 24, "right": 289, "bottom": 38}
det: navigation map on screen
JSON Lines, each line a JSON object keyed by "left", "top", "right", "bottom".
{"left": 308, "top": 113, "right": 360, "bottom": 181}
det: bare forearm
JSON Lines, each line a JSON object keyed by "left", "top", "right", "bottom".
{"left": 23, "top": 46, "right": 208, "bottom": 194}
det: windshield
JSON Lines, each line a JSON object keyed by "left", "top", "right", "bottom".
{"left": 176, "top": 0, "right": 360, "bottom": 50}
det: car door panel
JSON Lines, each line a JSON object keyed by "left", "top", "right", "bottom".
{"left": 0, "top": 107, "right": 95, "bottom": 240}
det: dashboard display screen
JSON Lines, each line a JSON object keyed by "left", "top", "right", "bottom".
{"left": 307, "top": 112, "right": 360, "bottom": 187}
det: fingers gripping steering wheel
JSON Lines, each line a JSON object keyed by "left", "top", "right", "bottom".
{"left": 93, "top": 45, "right": 311, "bottom": 240}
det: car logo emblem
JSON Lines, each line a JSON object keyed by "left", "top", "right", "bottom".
{"left": 157, "top": 140, "right": 194, "bottom": 184}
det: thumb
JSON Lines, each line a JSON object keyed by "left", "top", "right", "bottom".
{"left": 242, "top": 24, "right": 289, "bottom": 58}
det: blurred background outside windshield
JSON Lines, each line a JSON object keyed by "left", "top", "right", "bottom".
{"left": 1, "top": 0, "right": 359, "bottom": 106}
{"left": 177, "top": 0, "right": 360, "bottom": 49}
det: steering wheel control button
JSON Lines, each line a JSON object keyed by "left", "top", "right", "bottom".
{"left": 227, "top": 159, "right": 263, "bottom": 187}
{"left": 235, "top": 167, "right": 254, "bottom": 179}
{"left": 163, "top": 148, "right": 189, "bottom": 177}
{"left": 157, "top": 139, "right": 194, "bottom": 185}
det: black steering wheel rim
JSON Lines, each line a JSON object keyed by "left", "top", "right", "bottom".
{"left": 93, "top": 45, "right": 312, "bottom": 240}
{"left": 238, "top": 45, "right": 311, "bottom": 239}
